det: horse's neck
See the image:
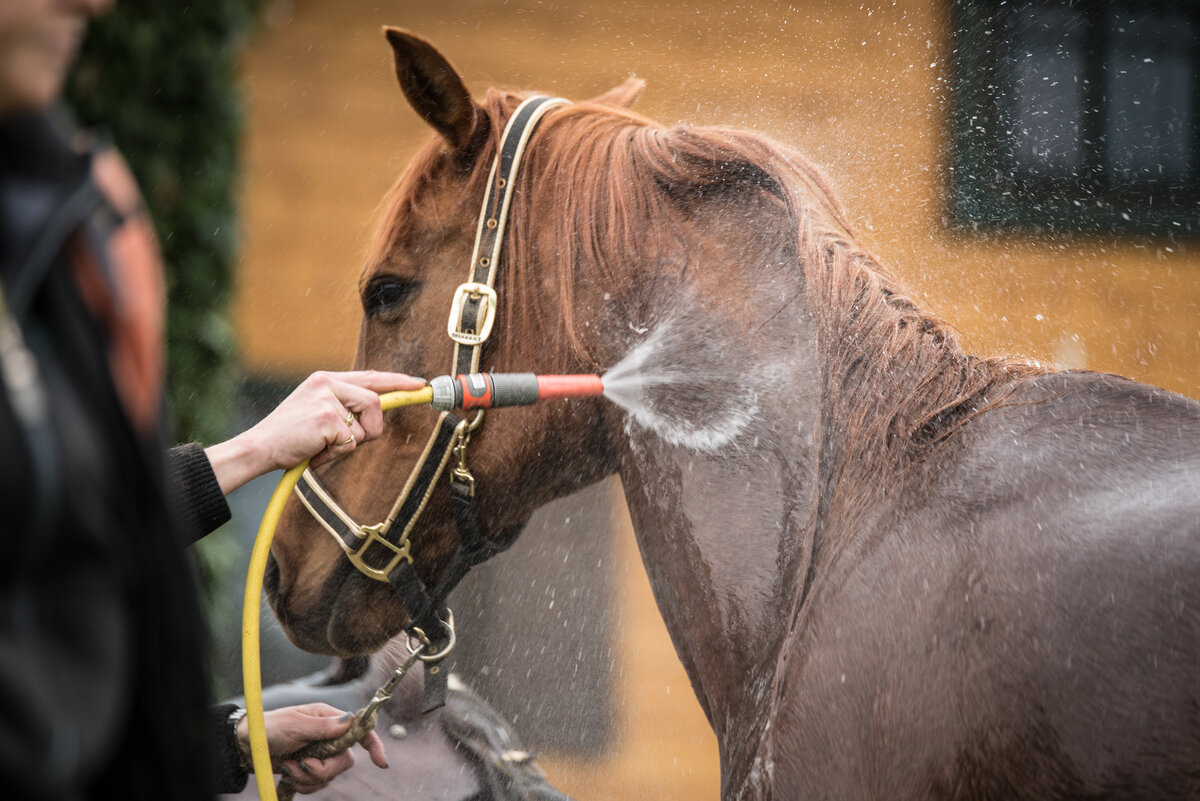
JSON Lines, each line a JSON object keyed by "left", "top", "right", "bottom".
{"left": 603, "top": 262, "right": 954, "bottom": 792}
{"left": 617, "top": 420, "right": 816, "bottom": 675}
{"left": 615, "top": 398, "right": 817, "bottom": 798}
{"left": 605, "top": 289, "right": 827, "bottom": 787}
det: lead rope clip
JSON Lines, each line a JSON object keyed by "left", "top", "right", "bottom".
{"left": 450, "top": 428, "right": 476, "bottom": 497}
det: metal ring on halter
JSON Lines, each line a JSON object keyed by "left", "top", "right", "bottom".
{"left": 460, "top": 409, "right": 485, "bottom": 435}
{"left": 407, "top": 609, "right": 457, "bottom": 662}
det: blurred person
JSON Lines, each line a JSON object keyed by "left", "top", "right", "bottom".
{"left": 0, "top": 0, "right": 414, "bottom": 796}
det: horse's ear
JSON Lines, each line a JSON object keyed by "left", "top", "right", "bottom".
{"left": 587, "top": 77, "right": 645, "bottom": 109}
{"left": 383, "top": 27, "right": 479, "bottom": 150}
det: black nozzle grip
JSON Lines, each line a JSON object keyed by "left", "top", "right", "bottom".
{"left": 486, "top": 373, "right": 539, "bottom": 408}
{"left": 429, "top": 373, "right": 541, "bottom": 411}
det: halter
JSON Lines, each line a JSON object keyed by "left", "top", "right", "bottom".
{"left": 293, "top": 95, "right": 568, "bottom": 711}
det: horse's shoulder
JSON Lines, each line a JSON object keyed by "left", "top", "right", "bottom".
{"left": 861, "top": 369, "right": 1200, "bottom": 578}
{"left": 860, "top": 371, "right": 1199, "bottom": 603}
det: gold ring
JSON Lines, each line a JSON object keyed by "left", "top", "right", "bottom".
{"left": 340, "top": 435, "right": 355, "bottom": 446}
{"left": 342, "top": 412, "right": 355, "bottom": 426}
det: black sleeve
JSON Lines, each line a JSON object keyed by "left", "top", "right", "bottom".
{"left": 166, "top": 442, "right": 232, "bottom": 544}
{"left": 210, "top": 703, "right": 250, "bottom": 794}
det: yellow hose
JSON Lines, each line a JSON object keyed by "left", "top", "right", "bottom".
{"left": 241, "top": 387, "right": 434, "bottom": 801}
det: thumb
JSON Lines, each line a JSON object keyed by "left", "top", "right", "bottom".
{"left": 311, "top": 710, "right": 358, "bottom": 739}
{"left": 285, "top": 705, "right": 357, "bottom": 745}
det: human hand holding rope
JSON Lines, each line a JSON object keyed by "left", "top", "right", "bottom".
{"left": 261, "top": 635, "right": 429, "bottom": 800}
{"left": 233, "top": 704, "right": 388, "bottom": 796}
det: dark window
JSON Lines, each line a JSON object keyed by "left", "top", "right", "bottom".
{"left": 948, "top": 0, "right": 1200, "bottom": 236}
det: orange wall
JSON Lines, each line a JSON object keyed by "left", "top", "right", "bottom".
{"left": 236, "top": 0, "right": 1199, "bottom": 399}
{"left": 234, "top": 2, "right": 1198, "bottom": 797}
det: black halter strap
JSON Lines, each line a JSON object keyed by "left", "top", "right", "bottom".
{"left": 293, "top": 95, "right": 566, "bottom": 711}
{"left": 449, "top": 95, "right": 567, "bottom": 375}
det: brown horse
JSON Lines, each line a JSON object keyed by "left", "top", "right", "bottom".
{"left": 267, "top": 29, "right": 1200, "bottom": 800}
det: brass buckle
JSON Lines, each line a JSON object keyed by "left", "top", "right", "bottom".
{"left": 447, "top": 282, "right": 497, "bottom": 346}
{"left": 347, "top": 522, "right": 413, "bottom": 582}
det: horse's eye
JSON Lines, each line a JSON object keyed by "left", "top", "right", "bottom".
{"left": 362, "top": 276, "right": 420, "bottom": 317}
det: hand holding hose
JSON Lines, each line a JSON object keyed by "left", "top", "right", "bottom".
{"left": 206, "top": 370, "right": 426, "bottom": 494}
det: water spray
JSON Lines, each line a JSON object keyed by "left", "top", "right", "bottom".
{"left": 428, "top": 372, "right": 605, "bottom": 411}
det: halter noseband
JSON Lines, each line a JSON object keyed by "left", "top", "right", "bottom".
{"left": 292, "top": 95, "right": 567, "bottom": 711}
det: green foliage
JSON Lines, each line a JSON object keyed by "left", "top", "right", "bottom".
{"left": 64, "top": 6, "right": 262, "bottom": 654}
{"left": 65, "top": 1, "right": 260, "bottom": 446}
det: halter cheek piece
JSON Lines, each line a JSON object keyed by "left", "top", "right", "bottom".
{"left": 293, "top": 95, "right": 568, "bottom": 712}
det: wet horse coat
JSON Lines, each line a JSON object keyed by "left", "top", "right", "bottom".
{"left": 267, "top": 29, "right": 1200, "bottom": 800}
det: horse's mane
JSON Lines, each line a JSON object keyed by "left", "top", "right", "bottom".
{"left": 369, "top": 89, "right": 1047, "bottom": 493}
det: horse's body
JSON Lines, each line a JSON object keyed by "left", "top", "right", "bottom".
{"left": 267, "top": 30, "right": 1200, "bottom": 800}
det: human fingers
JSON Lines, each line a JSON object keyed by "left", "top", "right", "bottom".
{"left": 284, "top": 702, "right": 353, "bottom": 729}
{"left": 308, "top": 371, "right": 426, "bottom": 440}
{"left": 278, "top": 704, "right": 386, "bottom": 771}
{"left": 358, "top": 729, "right": 389, "bottom": 769}
{"left": 239, "top": 375, "right": 360, "bottom": 472}
{"left": 307, "top": 751, "right": 355, "bottom": 781}
{"left": 278, "top": 762, "right": 317, "bottom": 793}
{"left": 325, "top": 371, "right": 427, "bottom": 439}
{"left": 309, "top": 416, "right": 359, "bottom": 468}
{"left": 277, "top": 758, "right": 333, "bottom": 794}
{"left": 280, "top": 370, "right": 426, "bottom": 467}
{"left": 265, "top": 704, "right": 353, "bottom": 755}
{"left": 329, "top": 370, "right": 427, "bottom": 393}
{"left": 281, "top": 751, "right": 355, "bottom": 794}
{"left": 326, "top": 381, "right": 383, "bottom": 442}
{"left": 335, "top": 405, "right": 366, "bottom": 447}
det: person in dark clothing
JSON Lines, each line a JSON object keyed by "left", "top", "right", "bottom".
{"left": 0, "top": 0, "right": 413, "bottom": 796}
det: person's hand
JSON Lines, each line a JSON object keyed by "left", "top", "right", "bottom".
{"left": 236, "top": 703, "right": 388, "bottom": 794}
{"left": 205, "top": 370, "right": 425, "bottom": 494}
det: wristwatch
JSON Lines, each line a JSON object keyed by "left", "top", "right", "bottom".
{"left": 228, "top": 706, "right": 253, "bottom": 774}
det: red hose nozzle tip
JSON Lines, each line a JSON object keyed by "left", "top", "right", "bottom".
{"left": 535, "top": 374, "right": 605, "bottom": 401}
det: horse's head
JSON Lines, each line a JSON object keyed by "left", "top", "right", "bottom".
{"left": 266, "top": 29, "right": 645, "bottom": 656}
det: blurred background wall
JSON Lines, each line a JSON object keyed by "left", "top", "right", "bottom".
{"left": 223, "top": 1, "right": 1197, "bottom": 799}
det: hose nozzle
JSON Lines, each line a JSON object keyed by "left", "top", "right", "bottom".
{"left": 429, "top": 373, "right": 604, "bottom": 412}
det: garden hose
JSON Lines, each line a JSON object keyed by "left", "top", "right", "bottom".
{"left": 240, "top": 386, "right": 433, "bottom": 801}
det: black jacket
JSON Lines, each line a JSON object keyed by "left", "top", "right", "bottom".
{"left": 0, "top": 110, "right": 236, "bottom": 800}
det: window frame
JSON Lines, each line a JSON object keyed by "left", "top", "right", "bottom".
{"left": 947, "top": 0, "right": 1200, "bottom": 237}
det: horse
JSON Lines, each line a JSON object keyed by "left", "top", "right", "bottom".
{"left": 266, "top": 28, "right": 1200, "bottom": 800}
